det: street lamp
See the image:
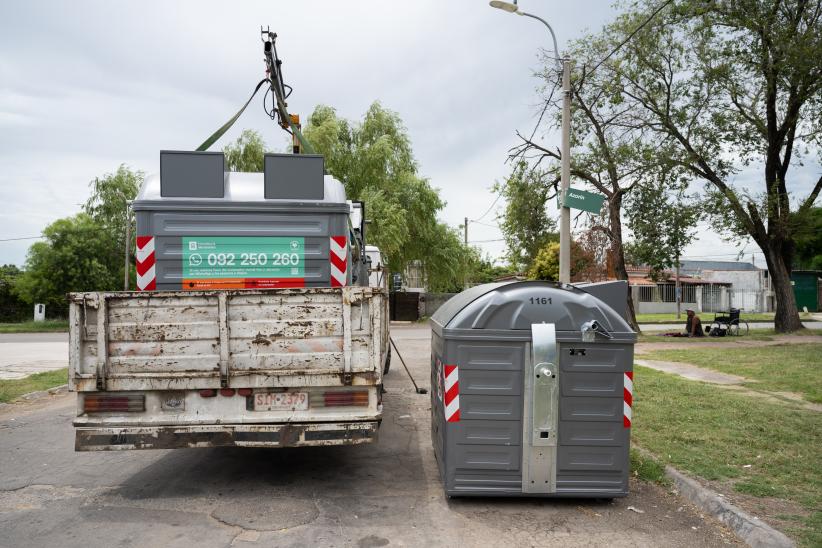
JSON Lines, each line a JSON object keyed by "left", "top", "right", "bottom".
{"left": 489, "top": 0, "right": 572, "bottom": 284}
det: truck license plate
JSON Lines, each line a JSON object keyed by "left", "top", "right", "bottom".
{"left": 253, "top": 392, "right": 309, "bottom": 411}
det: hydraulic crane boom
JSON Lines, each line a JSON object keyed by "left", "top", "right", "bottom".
{"left": 195, "top": 27, "right": 314, "bottom": 154}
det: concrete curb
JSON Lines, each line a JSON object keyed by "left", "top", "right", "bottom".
{"left": 664, "top": 465, "right": 795, "bottom": 548}
{"left": 634, "top": 445, "right": 794, "bottom": 547}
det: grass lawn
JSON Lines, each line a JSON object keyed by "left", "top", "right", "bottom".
{"left": 0, "top": 320, "right": 69, "bottom": 333}
{"left": 633, "top": 365, "right": 822, "bottom": 546}
{"left": 635, "top": 312, "right": 816, "bottom": 324}
{"left": 641, "top": 343, "right": 822, "bottom": 403}
{"left": 636, "top": 327, "right": 822, "bottom": 343}
{"left": 0, "top": 368, "right": 68, "bottom": 403}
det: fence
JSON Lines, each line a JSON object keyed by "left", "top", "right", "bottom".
{"left": 634, "top": 282, "right": 772, "bottom": 313}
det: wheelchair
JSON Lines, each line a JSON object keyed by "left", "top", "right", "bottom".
{"left": 709, "top": 308, "right": 749, "bottom": 336}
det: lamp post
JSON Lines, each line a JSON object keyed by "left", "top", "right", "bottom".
{"left": 489, "top": 1, "right": 572, "bottom": 283}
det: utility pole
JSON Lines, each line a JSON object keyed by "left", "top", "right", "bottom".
{"left": 559, "top": 57, "right": 571, "bottom": 283}
{"left": 464, "top": 217, "right": 469, "bottom": 289}
{"left": 675, "top": 252, "right": 681, "bottom": 319}
{"left": 123, "top": 204, "right": 131, "bottom": 291}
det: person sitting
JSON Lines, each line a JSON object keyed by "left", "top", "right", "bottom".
{"left": 685, "top": 309, "right": 704, "bottom": 337}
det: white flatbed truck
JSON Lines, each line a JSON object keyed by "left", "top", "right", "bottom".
{"left": 69, "top": 286, "right": 387, "bottom": 450}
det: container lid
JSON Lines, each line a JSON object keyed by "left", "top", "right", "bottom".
{"left": 431, "top": 281, "right": 634, "bottom": 336}
{"left": 133, "top": 172, "right": 348, "bottom": 212}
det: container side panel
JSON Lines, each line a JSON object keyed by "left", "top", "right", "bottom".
{"left": 443, "top": 340, "right": 525, "bottom": 495}
{"left": 138, "top": 211, "right": 351, "bottom": 290}
{"left": 430, "top": 333, "right": 447, "bottom": 486}
{"left": 556, "top": 342, "right": 631, "bottom": 496}
{"left": 451, "top": 445, "right": 521, "bottom": 470}
{"left": 559, "top": 346, "right": 628, "bottom": 373}
{"left": 451, "top": 472, "right": 522, "bottom": 494}
{"left": 456, "top": 343, "right": 523, "bottom": 371}
{"left": 459, "top": 395, "right": 522, "bottom": 421}
{"left": 459, "top": 369, "right": 522, "bottom": 396}
{"left": 560, "top": 372, "right": 623, "bottom": 398}
{"left": 454, "top": 420, "right": 521, "bottom": 446}
{"left": 558, "top": 421, "right": 623, "bottom": 446}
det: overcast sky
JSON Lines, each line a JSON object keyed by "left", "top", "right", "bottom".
{"left": 0, "top": 0, "right": 814, "bottom": 269}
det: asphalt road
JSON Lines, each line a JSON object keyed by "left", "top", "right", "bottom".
{"left": 0, "top": 324, "right": 739, "bottom": 547}
{"left": 0, "top": 333, "right": 68, "bottom": 380}
{"left": 4, "top": 318, "right": 822, "bottom": 379}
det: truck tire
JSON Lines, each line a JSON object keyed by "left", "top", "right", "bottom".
{"left": 383, "top": 346, "right": 391, "bottom": 375}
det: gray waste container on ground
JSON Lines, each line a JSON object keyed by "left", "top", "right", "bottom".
{"left": 430, "top": 280, "right": 636, "bottom": 498}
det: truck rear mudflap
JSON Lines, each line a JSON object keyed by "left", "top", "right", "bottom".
{"left": 75, "top": 421, "right": 379, "bottom": 451}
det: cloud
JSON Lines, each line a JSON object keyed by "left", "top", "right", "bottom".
{"left": 1, "top": 1, "right": 815, "bottom": 269}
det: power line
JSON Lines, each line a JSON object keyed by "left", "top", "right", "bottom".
{"left": 0, "top": 235, "right": 45, "bottom": 242}
{"left": 0, "top": 227, "right": 116, "bottom": 243}
{"left": 470, "top": 220, "right": 501, "bottom": 229}
{"left": 586, "top": 0, "right": 675, "bottom": 76}
{"left": 469, "top": 238, "right": 506, "bottom": 244}
{"left": 471, "top": 193, "right": 502, "bottom": 223}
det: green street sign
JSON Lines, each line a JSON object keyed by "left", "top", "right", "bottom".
{"left": 560, "top": 187, "right": 606, "bottom": 213}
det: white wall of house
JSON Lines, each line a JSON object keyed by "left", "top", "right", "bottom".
{"left": 697, "top": 269, "right": 771, "bottom": 312}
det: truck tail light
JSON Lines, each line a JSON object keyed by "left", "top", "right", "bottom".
{"left": 219, "top": 388, "right": 236, "bottom": 397}
{"left": 83, "top": 394, "right": 145, "bottom": 413}
{"left": 199, "top": 389, "right": 217, "bottom": 398}
{"left": 237, "top": 388, "right": 253, "bottom": 397}
{"left": 310, "top": 390, "right": 369, "bottom": 408}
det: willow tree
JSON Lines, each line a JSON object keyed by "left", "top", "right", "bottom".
{"left": 304, "top": 102, "right": 468, "bottom": 291}
{"left": 615, "top": 0, "right": 822, "bottom": 331}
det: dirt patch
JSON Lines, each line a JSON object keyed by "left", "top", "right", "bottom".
{"left": 703, "top": 478, "right": 811, "bottom": 540}
{"left": 723, "top": 386, "right": 822, "bottom": 412}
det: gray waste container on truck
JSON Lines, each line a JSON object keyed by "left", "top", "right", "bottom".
{"left": 430, "top": 280, "right": 636, "bottom": 497}
{"left": 133, "top": 151, "right": 357, "bottom": 291}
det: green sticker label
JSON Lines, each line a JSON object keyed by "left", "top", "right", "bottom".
{"left": 182, "top": 236, "right": 305, "bottom": 279}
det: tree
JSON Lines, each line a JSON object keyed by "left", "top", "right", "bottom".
{"left": 508, "top": 33, "right": 686, "bottom": 330}
{"left": 614, "top": 0, "right": 822, "bottom": 331}
{"left": 528, "top": 240, "right": 597, "bottom": 282}
{"left": 529, "top": 242, "right": 561, "bottom": 281}
{"left": 84, "top": 164, "right": 142, "bottom": 239}
{"left": 466, "top": 251, "right": 519, "bottom": 285}
{"left": 575, "top": 227, "right": 610, "bottom": 282}
{"left": 625, "top": 182, "right": 701, "bottom": 279}
{"left": 494, "top": 161, "right": 557, "bottom": 270}
{"left": 0, "top": 265, "right": 27, "bottom": 321}
{"left": 304, "top": 102, "right": 468, "bottom": 290}
{"left": 223, "top": 129, "right": 268, "bottom": 172}
{"left": 83, "top": 165, "right": 142, "bottom": 288}
{"left": 14, "top": 214, "right": 121, "bottom": 307}
{"left": 793, "top": 207, "right": 822, "bottom": 270}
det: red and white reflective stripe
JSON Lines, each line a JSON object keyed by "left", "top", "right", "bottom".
{"left": 444, "top": 364, "right": 460, "bottom": 422}
{"left": 135, "top": 236, "right": 156, "bottom": 291}
{"left": 623, "top": 371, "right": 634, "bottom": 428}
{"left": 329, "top": 236, "right": 347, "bottom": 287}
